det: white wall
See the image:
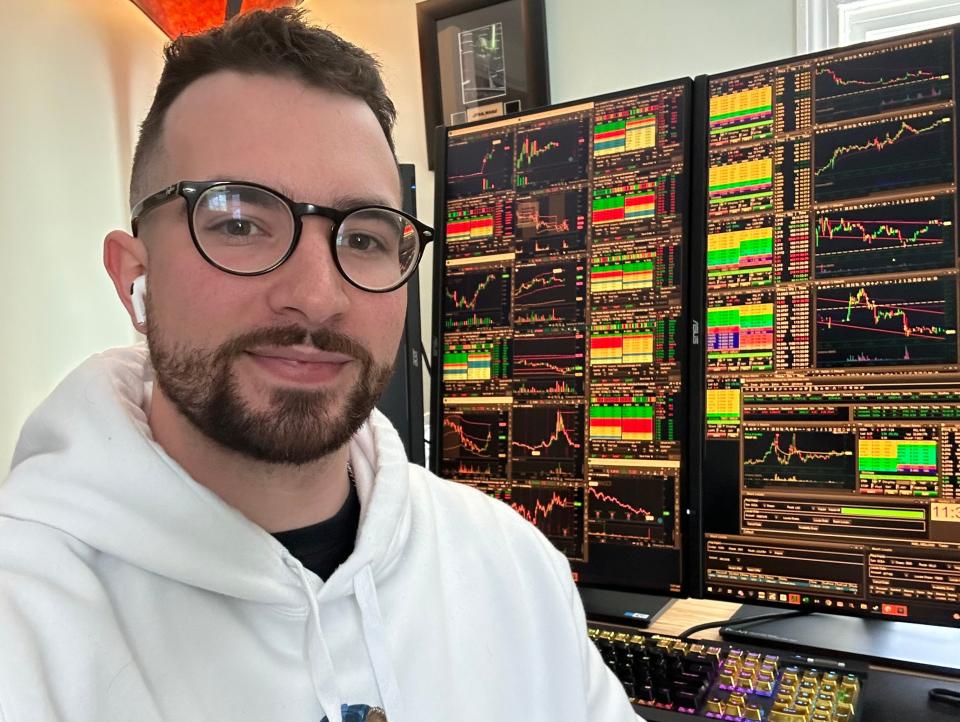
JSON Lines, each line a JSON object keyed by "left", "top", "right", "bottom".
{"left": 547, "top": 0, "right": 797, "bottom": 102}
{"left": 0, "top": 0, "right": 165, "bottom": 471}
{"left": 0, "top": 0, "right": 797, "bottom": 471}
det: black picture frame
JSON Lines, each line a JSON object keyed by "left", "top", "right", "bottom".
{"left": 416, "top": 0, "right": 550, "bottom": 169}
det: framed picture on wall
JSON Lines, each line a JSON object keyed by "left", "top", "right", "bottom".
{"left": 416, "top": 0, "right": 550, "bottom": 168}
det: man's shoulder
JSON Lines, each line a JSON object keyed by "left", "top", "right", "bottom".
{"left": 0, "top": 516, "right": 104, "bottom": 598}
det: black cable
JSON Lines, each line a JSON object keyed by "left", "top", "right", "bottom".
{"left": 677, "top": 610, "right": 810, "bottom": 640}
{"left": 928, "top": 687, "right": 960, "bottom": 708}
{"left": 419, "top": 340, "right": 433, "bottom": 375}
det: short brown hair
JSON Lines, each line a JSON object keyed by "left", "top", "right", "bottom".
{"left": 129, "top": 7, "right": 396, "bottom": 205}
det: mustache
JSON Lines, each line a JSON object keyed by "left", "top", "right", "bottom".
{"left": 216, "top": 325, "right": 374, "bottom": 366}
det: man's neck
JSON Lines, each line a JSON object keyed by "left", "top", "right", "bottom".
{"left": 147, "top": 387, "right": 352, "bottom": 533}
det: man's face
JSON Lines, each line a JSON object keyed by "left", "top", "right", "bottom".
{"left": 138, "top": 72, "right": 404, "bottom": 464}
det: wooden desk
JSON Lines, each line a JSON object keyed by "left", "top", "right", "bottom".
{"left": 646, "top": 598, "right": 741, "bottom": 640}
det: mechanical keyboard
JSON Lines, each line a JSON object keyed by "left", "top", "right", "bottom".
{"left": 589, "top": 625, "right": 869, "bottom": 721}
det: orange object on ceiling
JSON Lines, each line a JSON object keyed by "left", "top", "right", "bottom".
{"left": 131, "top": 0, "right": 298, "bottom": 40}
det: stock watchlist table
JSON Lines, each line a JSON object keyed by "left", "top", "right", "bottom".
{"left": 433, "top": 81, "right": 690, "bottom": 595}
{"left": 702, "top": 28, "right": 960, "bottom": 626}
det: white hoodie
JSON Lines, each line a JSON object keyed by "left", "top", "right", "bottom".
{"left": 0, "top": 346, "right": 640, "bottom": 722}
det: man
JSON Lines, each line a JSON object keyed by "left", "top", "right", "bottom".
{"left": 0, "top": 9, "right": 638, "bottom": 722}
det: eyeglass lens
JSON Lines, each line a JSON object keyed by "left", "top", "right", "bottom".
{"left": 192, "top": 184, "right": 419, "bottom": 289}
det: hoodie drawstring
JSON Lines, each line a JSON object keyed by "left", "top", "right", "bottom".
{"left": 293, "top": 562, "right": 345, "bottom": 722}
{"left": 354, "top": 564, "right": 404, "bottom": 722}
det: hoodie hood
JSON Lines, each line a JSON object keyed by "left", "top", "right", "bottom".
{"left": 0, "top": 344, "right": 412, "bottom": 606}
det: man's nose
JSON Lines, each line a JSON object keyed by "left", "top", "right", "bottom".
{"left": 263, "top": 217, "right": 352, "bottom": 324}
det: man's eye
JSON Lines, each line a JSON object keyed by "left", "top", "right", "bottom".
{"left": 345, "top": 233, "right": 383, "bottom": 251}
{"left": 217, "top": 218, "right": 263, "bottom": 236}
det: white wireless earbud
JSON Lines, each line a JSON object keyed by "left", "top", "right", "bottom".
{"left": 131, "top": 274, "right": 147, "bottom": 325}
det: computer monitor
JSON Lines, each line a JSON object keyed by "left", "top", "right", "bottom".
{"left": 376, "top": 163, "right": 426, "bottom": 465}
{"left": 429, "top": 80, "right": 692, "bottom": 624}
{"left": 694, "top": 25, "right": 960, "bottom": 673}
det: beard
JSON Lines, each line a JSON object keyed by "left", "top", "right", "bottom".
{"left": 146, "top": 318, "right": 394, "bottom": 465}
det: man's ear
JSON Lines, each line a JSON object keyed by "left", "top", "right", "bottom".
{"left": 103, "top": 229, "right": 148, "bottom": 331}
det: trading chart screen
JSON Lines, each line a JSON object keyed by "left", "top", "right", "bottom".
{"left": 702, "top": 28, "right": 960, "bottom": 626}
{"left": 435, "top": 81, "right": 690, "bottom": 594}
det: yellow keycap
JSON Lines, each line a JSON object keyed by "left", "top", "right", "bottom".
{"left": 768, "top": 709, "right": 806, "bottom": 722}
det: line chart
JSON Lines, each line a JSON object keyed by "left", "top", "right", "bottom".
{"left": 813, "top": 196, "right": 954, "bottom": 279}
{"left": 813, "top": 36, "right": 953, "bottom": 123}
{"left": 442, "top": 416, "right": 493, "bottom": 456}
{"left": 495, "top": 485, "right": 585, "bottom": 557}
{"left": 513, "top": 333, "right": 585, "bottom": 378}
{"left": 514, "top": 188, "right": 587, "bottom": 240}
{"left": 445, "top": 134, "right": 513, "bottom": 199}
{"left": 513, "top": 260, "right": 584, "bottom": 308}
{"left": 815, "top": 116, "right": 951, "bottom": 176}
{"left": 588, "top": 486, "right": 653, "bottom": 519}
{"left": 817, "top": 66, "right": 939, "bottom": 89}
{"left": 510, "top": 405, "right": 584, "bottom": 480}
{"left": 585, "top": 473, "right": 676, "bottom": 546}
{"left": 813, "top": 111, "right": 954, "bottom": 202}
{"left": 511, "top": 408, "right": 582, "bottom": 454}
{"left": 443, "top": 269, "right": 510, "bottom": 327}
{"left": 815, "top": 278, "right": 957, "bottom": 367}
{"left": 742, "top": 428, "right": 856, "bottom": 490}
{"left": 439, "top": 409, "right": 508, "bottom": 480}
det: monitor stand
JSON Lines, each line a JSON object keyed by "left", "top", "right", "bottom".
{"left": 579, "top": 587, "right": 673, "bottom": 628}
{"left": 721, "top": 604, "right": 960, "bottom": 677}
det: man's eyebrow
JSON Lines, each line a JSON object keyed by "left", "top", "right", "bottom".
{"left": 326, "top": 194, "right": 399, "bottom": 210}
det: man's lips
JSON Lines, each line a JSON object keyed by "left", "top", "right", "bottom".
{"left": 244, "top": 346, "right": 354, "bottom": 384}
{"left": 246, "top": 345, "right": 354, "bottom": 364}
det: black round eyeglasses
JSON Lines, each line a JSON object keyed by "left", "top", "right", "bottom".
{"left": 131, "top": 180, "right": 434, "bottom": 293}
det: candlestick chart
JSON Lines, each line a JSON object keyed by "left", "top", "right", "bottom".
{"left": 514, "top": 117, "right": 589, "bottom": 190}
{"left": 814, "top": 195, "right": 955, "bottom": 278}
{"left": 814, "top": 35, "right": 952, "bottom": 124}
{"left": 815, "top": 278, "right": 957, "bottom": 367}
{"left": 513, "top": 188, "right": 588, "bottom": 256}
{"left": 443, "top": 268, "right": 511, "bottom": 329}
{"left": 436, "top": 81, "right": 688, "bottom": 589}
{"left": 743, "top": 428, "right": 856, "bottom": 489}
{"left": 445, "top": 133, "right": 513, "bottom": 199}
{"left": 513, "top": 260, "right": 584, "bottom": 308}
{"left": 813, "top": 110, "right": 954, "bottom": 202}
